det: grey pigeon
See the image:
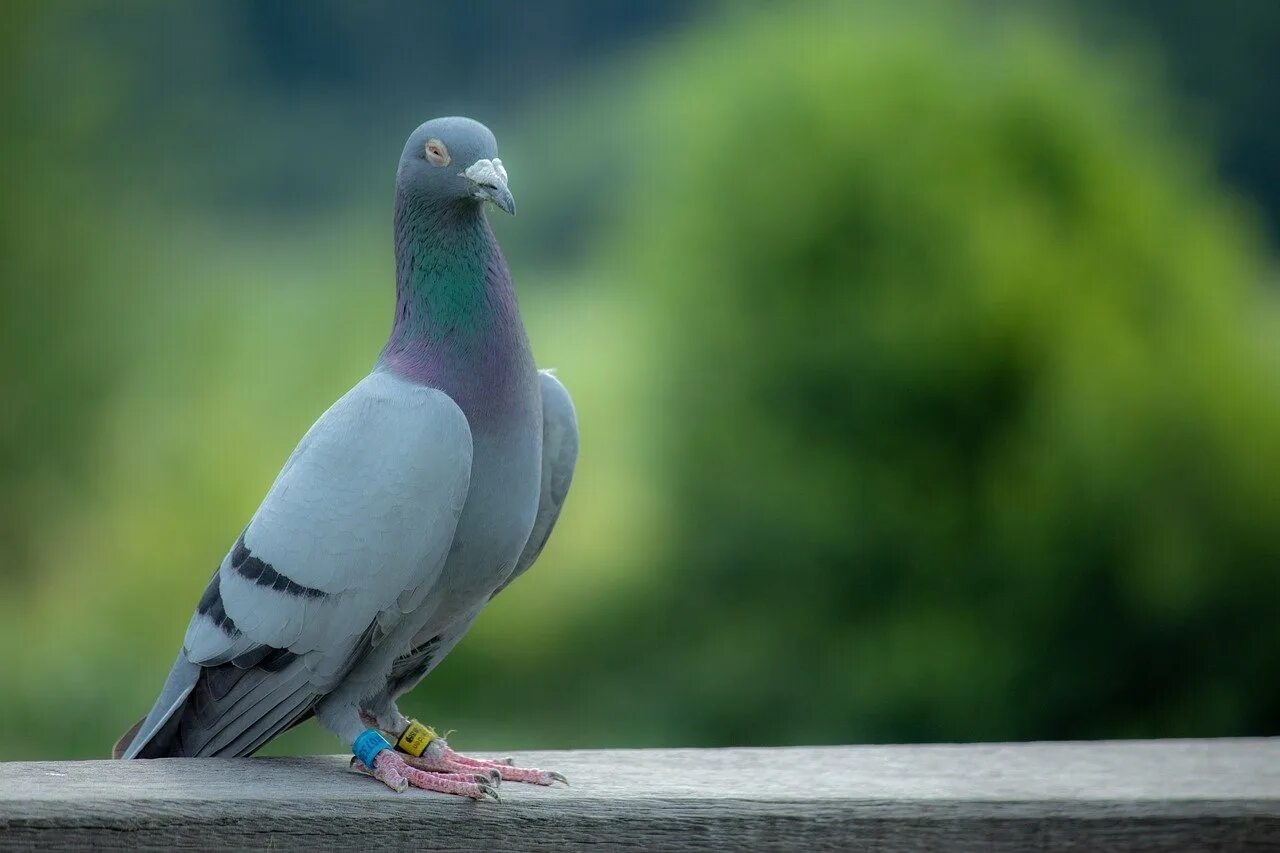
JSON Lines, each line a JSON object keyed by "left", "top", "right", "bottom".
{"left": 115, "top": 117, "right": 578, "bottom": 799}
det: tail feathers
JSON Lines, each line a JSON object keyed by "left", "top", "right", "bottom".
{"left": 220, "top": 681, "right": 316, "bottom": 758}
{"left": 120, "top": 629, "right": 375, "bottom": 760}
{"left": 118, "top": 649, "right": 321, "bottom": 760}
{"left": 117, "top": 653, "right": 201, "bottom": 759}
{"left": 179, "top": 659, "right": 315, "bottom": 757}
{"left": 111, "top": 718, "right": 144, "bottom": 759}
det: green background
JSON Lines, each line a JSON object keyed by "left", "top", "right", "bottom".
{"left": 1, "top": 0, "right": 1277, "bottom": 760}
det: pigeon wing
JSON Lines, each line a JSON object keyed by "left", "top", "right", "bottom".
{"left": 386, "top": 371, "right": 577, "bottom": 698}
{"left": 122, "top": 371, "right": 472, "bottom": 758}
{"left": 496, "top": 369, "right": 578, "bottom": 595}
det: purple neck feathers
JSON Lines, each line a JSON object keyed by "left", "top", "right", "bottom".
{"left": 378, "top": 193, "right": 534, "bottom": 426}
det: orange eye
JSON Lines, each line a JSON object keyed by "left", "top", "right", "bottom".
{"left": 425, "top": 139, "right": 451, "bottom": 167}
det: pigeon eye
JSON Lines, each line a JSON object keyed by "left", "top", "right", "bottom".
{"left": 425, "top": 139, "right": 451, "bottom": 167}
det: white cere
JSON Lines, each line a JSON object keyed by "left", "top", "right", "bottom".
{"left": 462, "top": 158, "right": 507, "bottom": 190}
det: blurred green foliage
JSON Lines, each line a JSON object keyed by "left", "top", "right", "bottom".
{"left": 599, "top": 4, "right": 1280, "bottom": 743}
{"left": 1, "top": 1, "right": 1277, "bottom": 760}
{"left": 1078, "top": 0, "right": 1280, "bottom": 240}
{"left": 0, "top": 4, "right": 134, "bottom": 578}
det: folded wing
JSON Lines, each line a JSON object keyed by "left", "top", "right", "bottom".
{"left": 121, "top": 371, "right": 472, "bottom": 758}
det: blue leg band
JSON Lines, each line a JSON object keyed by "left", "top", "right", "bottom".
{"left": 353, "top": 728, "right": 392, "bottom": 769}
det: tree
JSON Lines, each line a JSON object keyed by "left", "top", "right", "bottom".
{"left": 599, "top": 2, "right": 1280, "bottom": 743}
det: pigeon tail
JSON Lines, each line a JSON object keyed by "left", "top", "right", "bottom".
{"left": 111, "top": 718, "right": 145, "bottom": 759}
{"left": 116, "top": 652, "right": 201, "bottom": 758}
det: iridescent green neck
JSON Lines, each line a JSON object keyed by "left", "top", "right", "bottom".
{"left": 389, "top": 197, "right": 495, "bottom": 348}
{"left": 379, "top": 193, "right": 529, "bottom": 410}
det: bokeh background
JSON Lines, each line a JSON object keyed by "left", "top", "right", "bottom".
{"left": 2, "top": 0, "right": 1278, "bottom": 760}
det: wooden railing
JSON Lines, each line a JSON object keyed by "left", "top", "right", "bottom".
{"left": 2, "top": 739, "right": 1277, "bottom": 849}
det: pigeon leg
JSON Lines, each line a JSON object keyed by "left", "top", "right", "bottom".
{"left": 400, "top": 734, "right": 569, "bottom": 787}
{"left": 351, "top": 749, "right": 501, "bottom": 800}
{"left": 348, "top": 728, "right": 499, "bottom": 799}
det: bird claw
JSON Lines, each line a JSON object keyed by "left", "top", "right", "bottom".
{"left": 391, "top": 731, "right": 568, "bottom": 790}
{"left": 354, "top": 750, "right": 508, "bottom": 800}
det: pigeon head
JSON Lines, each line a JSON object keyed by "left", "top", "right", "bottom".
{"left": 396, "top": 117, "right": 514, "bottom": 216}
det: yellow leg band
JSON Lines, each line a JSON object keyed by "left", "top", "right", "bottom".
{"left": 396, "top": 719, "right": 437, "bottom": 757}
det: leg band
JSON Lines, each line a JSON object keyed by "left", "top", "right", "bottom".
{"left": 353, "top": 728, "right": 392, "bottom": 768}
{"left": 397, "top": 719, "right": 437, "bottom": 757}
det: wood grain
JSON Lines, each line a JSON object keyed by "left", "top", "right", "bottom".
{"left": 2, "top": 739, "right": 1278, "bottom": 850}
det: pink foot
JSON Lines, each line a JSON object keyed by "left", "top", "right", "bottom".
{"left": 352, "top": 750, "right": 500, "bottom": 800}
{"left": 403, "top": 738, "right": 569, "bottom": 787}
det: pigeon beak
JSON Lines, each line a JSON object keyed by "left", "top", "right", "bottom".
{"left": 463, "top": 158, "right": 516, "bottom": 216}
{"left": 483, "top": 180, "right": 516, "bottom": 216}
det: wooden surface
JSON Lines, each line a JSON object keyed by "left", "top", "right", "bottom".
{"left": 1, "top": 739, "right": 1278, "bottom": 850}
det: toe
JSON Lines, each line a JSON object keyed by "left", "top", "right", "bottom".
{"left": 368, "top": 751, "right": 409, "bottom": 793}
{"left": 492, "top": 764, "right": 566, "bottom": 786}
{"left": 395, "top": 759, "right": 501, "bottom": 800}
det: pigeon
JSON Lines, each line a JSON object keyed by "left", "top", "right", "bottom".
{"left": 114, "top": 117, "right": 578, "bottom": 800}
